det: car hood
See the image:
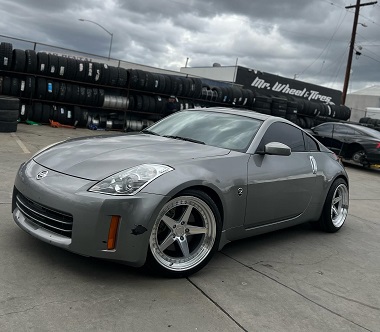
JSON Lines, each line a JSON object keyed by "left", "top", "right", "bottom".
{"left": 33, "top": 133, "right": 230, "bottom": 180}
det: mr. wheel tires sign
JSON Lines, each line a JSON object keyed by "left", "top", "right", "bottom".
{"left": 235, "top": 67, "right": 342, "bottom": 105}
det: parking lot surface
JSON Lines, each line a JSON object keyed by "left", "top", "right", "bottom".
{"left": 1, "top": 124, "right": 379, "bottom": 332}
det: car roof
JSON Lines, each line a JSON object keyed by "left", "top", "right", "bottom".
{"left": 316, "top": 121, "right": 380, "bottom": 138}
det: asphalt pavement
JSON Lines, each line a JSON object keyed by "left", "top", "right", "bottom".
{"left": 0, "top": 124, "right": 379, "bottom": 332}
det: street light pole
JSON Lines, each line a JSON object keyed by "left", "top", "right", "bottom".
{"left": 78, "top": 18, "right": 113, "bottom": 59}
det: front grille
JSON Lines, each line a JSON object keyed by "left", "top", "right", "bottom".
{"left": 15, "top": 191, "right": 73, "bottom": 238}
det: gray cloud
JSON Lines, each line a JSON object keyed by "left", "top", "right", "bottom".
{"left": 0, "top": 0, "right": 379, "bottom": 93}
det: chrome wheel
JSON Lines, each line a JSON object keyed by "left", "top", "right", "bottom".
{"left": 330, "top": 183, "right": 349, "bottom": 228}
{"left": 149, "top": 194, "right": 218, "bottom": 273}
{"left": 319, "top": 178, "right": 349, "bottom": 233}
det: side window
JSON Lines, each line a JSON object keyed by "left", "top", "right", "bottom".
{"left": 333, "top": 125, "right": 348, "bottom": 134}
{"left": 303, "top": 132, "right": 320, "bottom": 152}
{"left": 257, "top": 122, "right": 306, "bottom": 153}
{"left": 344, "top": 127, "right": 357, "bottom": 135}
{"left": 316, "top": 124, "right": 333, "bottom": 133}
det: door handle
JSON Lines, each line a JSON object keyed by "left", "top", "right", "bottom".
{"left": 309, "top": 156, "right": 317, "bottom": 174}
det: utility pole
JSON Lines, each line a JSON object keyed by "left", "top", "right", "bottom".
{"left": 341, "top": 0, "right": 377, "bottom": 105}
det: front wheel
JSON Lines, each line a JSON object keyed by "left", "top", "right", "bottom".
{"left": 146, "top": 190, "right": 221, "bottom": 277}
{"left": 318, "top": 178, "right": 349, "bottom": 233}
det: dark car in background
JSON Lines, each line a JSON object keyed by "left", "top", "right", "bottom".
{"left": 309, "top": 122, "right": 380, "bottom": 167}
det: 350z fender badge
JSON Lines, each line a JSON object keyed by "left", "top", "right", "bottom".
{"left": 36, "top": 170, "right": 48, "bottom": 180}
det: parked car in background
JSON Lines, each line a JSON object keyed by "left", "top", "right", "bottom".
{"left": 309, "top": 122, "right": 380, "bottom": 167}
{"left": 12, "top": 107, "right": 349, "bottom": 277}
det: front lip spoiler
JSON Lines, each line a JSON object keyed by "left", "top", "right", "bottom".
{"left": 13, "top": 207, "right": 72, "bottom": 248}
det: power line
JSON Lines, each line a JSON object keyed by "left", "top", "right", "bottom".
{"left": 297, "top": 10, "right": 348, "bottom": 77}
{"left": 361, "top": 53, "right": 380, "bottom": 63}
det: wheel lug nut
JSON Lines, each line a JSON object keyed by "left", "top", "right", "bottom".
{"left": 181, "top": 221, "right": 185, "bottom": 225}
{"left": 185, "top": 228, "right": 189, "bottom": 233}
{"left": 180, "top": 236, "right": 184, "bottom": 240}
{"left": 173, "top": 225, "right": 176, "bottom": 228}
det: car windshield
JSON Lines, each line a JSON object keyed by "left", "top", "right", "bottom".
{"left": 146, "top": 110, "right": 263, "bottom": 152}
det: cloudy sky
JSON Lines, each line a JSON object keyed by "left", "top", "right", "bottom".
{"left": 1, "top": 0, "right": 379, "bottom": 93}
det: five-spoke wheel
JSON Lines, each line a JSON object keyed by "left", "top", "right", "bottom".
{"left": 319, "top": 178, "right": 349, "bottom": 232}
{"left": 147, "top": 190, "right": 221, "bottom": 277}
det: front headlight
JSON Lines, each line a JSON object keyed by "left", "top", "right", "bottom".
{"left": 88, "top": 164, "right": 174, "bottom": 195}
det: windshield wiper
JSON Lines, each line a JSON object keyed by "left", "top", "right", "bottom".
{"left": 141, "top": 129, "right": 160, "bottom": 136}
{"left": 163, "top": 135, "right": 205, "bottom": 145}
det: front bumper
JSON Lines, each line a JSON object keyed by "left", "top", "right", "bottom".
{"left": 12, "top": 159, "right": 168, "bottom": 267}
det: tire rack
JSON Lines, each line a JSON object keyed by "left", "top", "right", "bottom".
{"left": 0, "top": 42, "right": 352, "bottom": 132}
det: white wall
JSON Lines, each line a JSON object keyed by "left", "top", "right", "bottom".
{"left": 180, "top": 67, "right": 237, "bottom": 82}
{"left": 346, "top": 94, "right": 380, "bottom": 122}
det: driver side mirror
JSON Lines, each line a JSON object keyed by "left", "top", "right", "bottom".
{"left": 264, "top": 142, "right": 291, "bottom": 156}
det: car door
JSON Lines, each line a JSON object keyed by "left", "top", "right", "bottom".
{"left": 245, "top": 122, "right": 317, "bottom": 228}
{"left": 329, "top": 124, "right": 348, "bottom": 155}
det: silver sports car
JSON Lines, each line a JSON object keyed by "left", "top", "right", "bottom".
{"left": 12, "top": 107, "right": 349, "bottom": 277}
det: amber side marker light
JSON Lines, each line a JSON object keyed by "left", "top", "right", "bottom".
{"left": 107, "top": 216, "right": 120, "bottom": 250}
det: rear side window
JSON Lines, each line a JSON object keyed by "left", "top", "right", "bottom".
{"left": 303, "top": 132, "right": 320, "bottom": 152}
{"left": 257, "top": 122, "right": 306, "bottom": 152}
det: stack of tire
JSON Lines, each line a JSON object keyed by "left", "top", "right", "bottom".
{"left": 1, "top": 40, "right": 353, "bottom": 132}
{"left": 0, "top": 96, "right": 19, "bottom": 132}
{"left": 359, "top": 117, "right": 380, "bottom": 131}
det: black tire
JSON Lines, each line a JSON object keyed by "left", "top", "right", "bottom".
{"left": 85, "top": 88, "right": 93, "bottom": 105}
{"left": 117, "top": 67, "right": 129, "bottom": 87}
{"left": 58, "top": 83, "right": 67, "bottom": 101}
{"left": 211, "top": 86, "right": 223, "bottom": 102}
{"left": 65, "top": 58, "right": 77, "bottom": 80}
{"left": 271, "top": 108, "right": 286, "bottom": 118}
{"left": 253, "top": 107, "right": 271, "bottom": 115}
{"left": 108, "top": 66, "right": 119, "bottom": 86}
{"left": 21, "top": 76, "right": 35, "bottom": 98}
{"left": 75, "top": 60, "right": 86, "bottom": 81}
{"left": 0, "top": 120, "right": 17, "bottom": 132}
{"left": 36, "top": 78, "right": 47, "bottom": 100}
{"left": 351, "top": 149, "right": 369, "bottom": 167}
{"left": 0, "top": 42, "right": 13, "bottom": 70}
{"left": 19, "top": 104, "right": 31, "bottom": 122}
{"left": 65, "top": 83, "right": 73, "bottom": 103}
{"left": 47, "top": 54, "right": 59, "bottom": 76}
{"left": 129, "top": 69, "right": 140, "bottom": 89}
{"left": 145, "top": 189, "right": 222, "bottom": 278}
{"left": 57, "top": 56, "right": 68, "bottom": 78}
{"left": 318, "top": 178, "right": 349, "bottom": 233}
{"left": 37, "top": 52, "right": 48, "bottom": 75}
{"left": 31, "top": 103, "right": 43, "bottom": 122}
{"left": 85, "top": 61, "right": 94, "bottom": 83}
{"left": 11, "top": 49, "right": 26, "bottom": 72}
{"left": 0, "top": 109, "right": 19, "bottom": 122}
{"left": 10, "top": 78, "right": 20, "bottom": 96}
{"left": 2, "top": 76, "right": 11, "bottom": 95}
{"left": 100, "top": 63, "right": 110, "bottom": 85}
{"left": 0, "top": 96, "right": 20, "bottom": 110}
{"left": 71, "top": 85, "right": 80, "bottom": 104}
{"left": 41, "top": 104, "right": 51, "bottom": 123}
{"left": 359, "top": 117, "right": 370, "bottom": 124}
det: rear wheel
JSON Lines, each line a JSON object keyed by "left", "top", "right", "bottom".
{"left": 147, "top": 190, "right": 221, "bottom": 277}
{"left": 351, "top": 150, "right": 369, "bottom": 167}
{"left": 318, "top": 178, "right": 349, "bottom": 232}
